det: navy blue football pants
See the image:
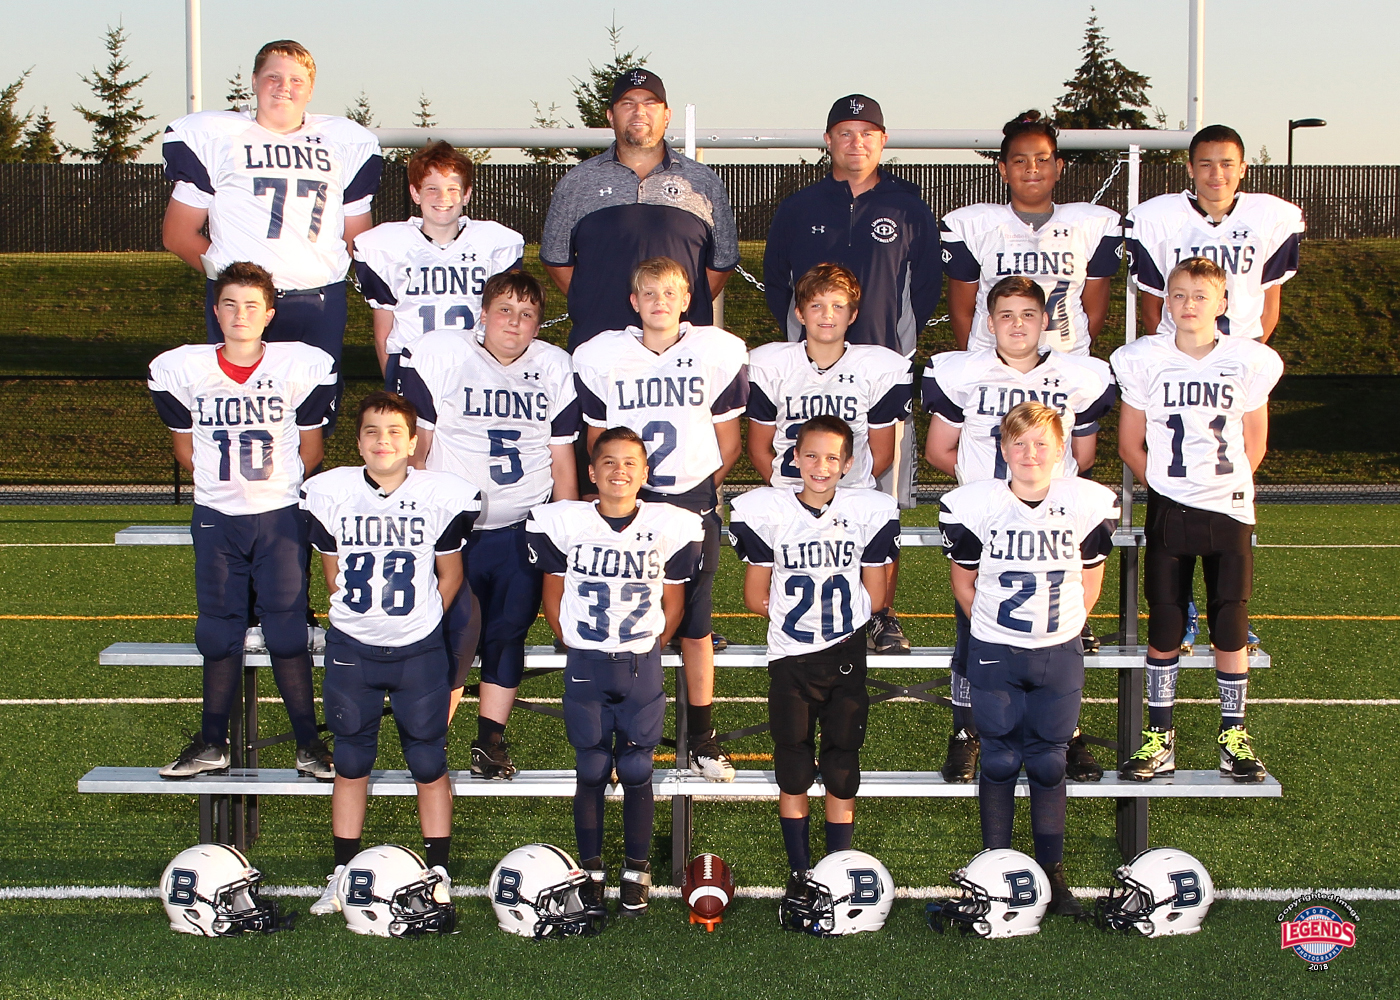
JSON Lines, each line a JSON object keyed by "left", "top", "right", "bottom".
{"left": 444, "top": 523, "right": 542, "bottom": 690}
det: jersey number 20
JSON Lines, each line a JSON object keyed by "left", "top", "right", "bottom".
{"left": 782, "top": 574, "right": 854, "bottom": 643}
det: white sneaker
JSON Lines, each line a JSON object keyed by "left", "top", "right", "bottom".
{"left": 687, "top": 729, "right": 736, "bottom": 782}
{"left": 310, "top": 866, "right": 343, "bottom": 915}
{"left": 308, "top": 625, "right": 327, "bottom": 653}
{"left": 430, "top": 864, "right": 452, "bottom": 904}
{"left": 243, "top": 626, "right": 267, "bottom": 653}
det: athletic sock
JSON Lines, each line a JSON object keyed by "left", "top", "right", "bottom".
{"left": 1218, "top": 669, "right": 1248, "bottom": 726}
{"left": 780, "top": 815, "right": 811, "bottom": 872}
{"left": 978, "top": 778, "right": 1016, "bottom": 851}
{"left": 477, "top": 715, "right": 506, "bottom": 744}
{"left": 269, "top": 652, "right": 320, "bottom": 747}
{"left": 950, "top": 672, "right": 977, "bottom": 737}
{"left": 1146, "top": 655, "right": 1180, "bottom": 730}
{"left": 423, "top": 836, "right": 451, "bottom": 871}
{"left": 824, "top": 820, "right": 853, "bottom": 854}
{"left": 333, "top": 836, "right": 362, "bottom": 868}
{"left": 1028, "top": 780, "right": 1068, "bottom": 868}
{"left": 687, "top": 702, "right": 713, "bottom": 738}
{"left": 200, "top": 655, "right": 241, "bottom": 746}
{"left": 621, "top": 782, "right": 655, "bottom": 862}
{"left": 573, "top": 783, "right": 607, "bottom": 864}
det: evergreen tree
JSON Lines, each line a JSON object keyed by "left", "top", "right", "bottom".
{"left": 345, "top": 92, "right": 376, "bottom": 128}
{"left": 225, "top": 70, "right": 253, "bottom": 112}
{"left": 21, "top": 108, "right": 61, "bottom": 162}
{"left": 523, "top": 100, "right": 571, "bottom": 165}
{"left": 0, "top": 71, "right": 34, "bottom": 163}
{"left": 413, "top": 92, "right": 436, "bottom": 130}
{"left": 69, "top": 23, "right": 158, "bottom": 162}
{"left": 567, "top": 19, "right": 649, "bottom": 161}
{"left": 1052, "top": 9, "right": 1157, "bottom": 163}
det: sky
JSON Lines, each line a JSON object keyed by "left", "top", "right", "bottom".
{"left": 5, "top": 0, "right": 1394, "bottom": 165}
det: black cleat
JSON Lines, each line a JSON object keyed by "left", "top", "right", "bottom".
{"left": 1065, "top": 729, "right": 1103, "bottom": 782}
{"left": 295, "top": 737, "right": 335, "bottom": 781}
{"left": 470, "top": 733, "right": 518, "bottom": 780}
{"left": 1045, "top": 862, "right": 1083, "bottom": 917}
{"left": 159, "top": 736, "right": 230, "bottom": 779}
{"left": 868, "top": 612, "right": 911, "bottom": 654}
{"left": 1218, "top": 724, "right": 1267, "bottom": 782}
{"left": 579, "top": 856, "right": 608, "bottom": 921}
{"left": 1079, "top": 621, "right": 1100, "bottom": 654}
{"left": 620, "top": 859, "right": 651, "bottom": 916}
{"left": 1119, "top": 727, "right": 1176, "bottom": 781}
{"left": 940, "top": 729, "right": 980, "bottom": 783}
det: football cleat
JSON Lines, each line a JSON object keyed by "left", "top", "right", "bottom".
{"left": 1180, "top": 602, "right": 1199, "bottom": 655}
{"left": 1044, "top": 862, "right": 1083, "bottom": 917}
{"left": 295, "top": 738, "right": 335, "bottom": 781}
{"left": 783, "top": 869, "right": 818, "bottom": 910}
{"left": 1065, "top": 729, "right": 1103, "bottom": 782}
{"left": 1218, "top": 724, "right": 1266, "bottom": 782}
{"left": 308, "top": 625, "right": 327, "bottom": 653}
{"left": 1119, "top": 727, "right": 1175, "bottom": 781}
{"left": 579, "top": 857, "right": 607, "bottom": 919}
{"left": 159, "top": 737, "right": 230, "bottom": 779}
{"left": 470, "top": 734, "right": 518, "bottom": 780}
{"left": 310, "top": 866, "right": 343, "bottom": 916}
{"left": 940, "top": 729, "right": 980, "bottom": 783}
{"left": 1079, "top": 621, "right": 1100, "bottom": 654}
{"left": 688, "top": 729, "right": 736, "bottom": 782}
{"left": 867, "top": 612, "right": 911, "bottom": 654}
{"left": 1246, "top": 623, "right": 1261, "bottom": 652}
{"left": 620, "top": 859, "right": 652, "bottom": 916}
{"left": 243, "top": 626, "right": 267, "bottom": 654}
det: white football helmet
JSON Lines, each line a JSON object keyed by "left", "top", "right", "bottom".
{"left": 490, "top": 844, "right": 604, "bottom": 938}
{"left": 160, "top": 843, "right": 287, "bottom": 936}
{"left": 335, "top": 845, "right": 455, "bottom": 937}
{"left": 779, "top": 849, "right": 893, "bottom": 936}
{"left": 1094, "top": 848, "right": 1214, "bottom": 937}
{"left": 928, "top": 849, "right": 1050, "bottom": 939}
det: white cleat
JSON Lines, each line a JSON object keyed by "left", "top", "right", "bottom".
{"left": 243, "top": 626, "right": 267, "bottom": 653}
{"left": 687, "top": 729, "right": 736, "bottom": 783}
{"left": 310, "top": 866, "right": 343, "bottom": 915}
{"left": 430, "top": 865, "right": 452, "bottom": 904}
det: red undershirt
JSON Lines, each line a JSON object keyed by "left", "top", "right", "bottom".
{"left": 217, "top": 348, "right": 263, "bottom": 384}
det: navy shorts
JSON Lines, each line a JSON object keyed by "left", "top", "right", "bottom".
{"left": 446, "top": 522, "right": 543, "bottom": 689}
{"left": 967, "top": 635, "right": 1085, "bottom": 752}
{"left": 322, "top": 628, "right": 450, "bottom": 782}
{"left": 562, "top": 645, "right": 665, "bottom": 753}
{"left": 641, "top": 481, "right": 720, "bottom": 640}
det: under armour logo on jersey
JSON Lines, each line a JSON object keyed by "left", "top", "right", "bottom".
{"left": 302, "top": 135, "right": 322, "bottom": 144}
{"left": 849, "top": 98, "right": 865, "bottom": 116}
{"left": 1047, "top": 504, "right": 1066, "bottom": 516}
{"left": 460, "top": 252, "right": 477, "bottom": 262}
{"left": 871, "top": 217, "right": 899, "bottom": 243}
{"left": 1042, "top": 377, "right": 1062, "bottom": 387}
{"left": 811, "top": 225, "right": 826, "bottom": 234}
{"left": 676, "top": 358, "right": 694, "bottom": 367}
{"left": 521, "top": 371, "right": 541, "bottom": 380}
{"left": 1050, "top": 227, "right": 1070, "bottom": 237}
{"left": 629, "top": 70, "right": 648, "bottom": 86}
{"left": 399, "top": 500, "right": 416, "bottom": 510}
{"left": 836, "top": 373, "right": 856, "bottom": 383}
{"left": 635, "top": 531, "right": 654, "bottom": 541}
{"left": 1231, "top": 229, "right": 1250, "bottom": 239}
{"left": 831, "top": 517, "right": 849, "bottom": 529}
{"left": 599, "top": 187, "right": 613, "bottom": 197}
{"left": 252, "top": 378, "right": 275, "bottom": 389}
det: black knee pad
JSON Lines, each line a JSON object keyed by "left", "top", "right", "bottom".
{"left": 260, "top": 612, "right": 307, "bottom": 659}
{"left": 574, "top": 746, "right": 612, "bottom": 788}
{"left": 402, "top": 738, "right": 447, "bottom": 785}
{"left": 1023, "top": 749, "right": 1067, "bottom": 789}
{"left": 1206, "top": 599, "right": 1249, "bottom": 653}
{"left": 978, "top": 742, "right": 1022, "bottom": 785}
{"left": 818, "top": 747, "right": 861, "bottom": 800}
{"left": 614, "top": 744, "right": 654, "bottom": 788}
{"left": 332, "top": 735, "right": 377, "bottom": 780}
{"left": 774, "top": 743, "right": 816, "bottom": 796}
{"left": 195, "top": 616, "right": 246, "bottom": 661}
{"left": 1147, "top": 605, "right": 1186, "bottom": 653}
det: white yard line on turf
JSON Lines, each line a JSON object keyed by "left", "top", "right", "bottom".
{"left": 4, "top": 696, "right": 1399, "bottom": 707}
{"left": 0, "top": 543, "right": 116, "bottom": 547}
{"left": 3, "top": 884, "right": 1397, "bottom": 902}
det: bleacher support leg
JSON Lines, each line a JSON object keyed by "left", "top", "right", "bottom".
{"left": 230, "top": 661, "right": 246, "bottom": 851}
{"left": 245, "top": 660, "right": 259, "bottom": 842}
{"left": 1116, "top": 540, "right": 1149, "bottom": 860}
{"left": 671, "top": 663, "right": 693, "bottom": 887}
{"left": 199, "top": 795, "right": 213, "bottom": 843}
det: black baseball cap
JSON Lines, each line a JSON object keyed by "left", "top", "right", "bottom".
{"left": 827, "top": 94, "right": 884, "bottom": 132}
{"left": 611, "top": 69, "right": 666, "bottom": 107}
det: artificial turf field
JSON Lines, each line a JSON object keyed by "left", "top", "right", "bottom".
{"left": 0, "top": 503, "right": 1396, "bottom": 998}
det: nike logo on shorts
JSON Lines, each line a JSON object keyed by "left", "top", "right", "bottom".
{"left": 978, "top": 659, "right": 998, "bottom": 665}
{"left": 568, "top": 676, "right": 590, "bottom": 683}
{"left": 199, "top": 523, "right": 215, "bottom": 528}
{"left": 332, "top": 659, "right": 354, "bottom": 666}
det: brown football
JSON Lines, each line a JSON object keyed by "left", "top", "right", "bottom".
{"left": 683, "top": 853, "right": 735, "bottom": 931}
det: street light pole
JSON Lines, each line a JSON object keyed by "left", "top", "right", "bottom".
{"left": 1286, "top": 118, "right": 1326, "bottom": 202}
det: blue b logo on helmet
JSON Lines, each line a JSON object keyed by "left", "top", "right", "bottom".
{"left": 1004, "top": 870, "right": 1039, "bottom": 907}
{"left": 167, "top": 868, "right": 198, "bottom": 906}
{"left": 344, "top": 869, "right": 375, "bottom": 907}
{"left": 848, "top": 869, "right": 881, "bottom": 905}
{"left": 1168, "top": 870, "right": 1203, "bottom": 908}
{"left": 494, "top": 867, "right": 523, "bottom": 907}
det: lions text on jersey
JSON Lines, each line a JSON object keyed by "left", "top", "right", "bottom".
{"left": 940, "top": 202, "right": 1122, "bottom": 355}
{"left": 353, "top": 217, "right": 525, "bottom": 358}
{"left": 922, "top": 349, "right": 1115, "bottom": 484}
{"left": 1126, "top": 191, "right": 1304, "bottom": 340}
{"left": 1111, "top": 333, "right": 1283, "bottom": 524}
{"left": 747, "top": 342, "right": 912, "bottom": 491}
{"left": 304, "top": 466, "right": 480, "bottom": 646}
{"left": 940, "top": 478, "right": 1119, "bottom": 648}
{"left": 730, "top": 487, "right": 901, "bottom": 660}
{"left": 163, "top": 110, "right": 382, "bottom": 290}
{"left": 572, "top": 325, "right": 749, "bottom": 496}
{"left": 398, "top": 332, "right": 581, "bottom": 530}
{"left": 526, "top": 500, "right": 705, "bottom": 653}
{"left": 149, "top": 342, "right": 337, "bottom": 515}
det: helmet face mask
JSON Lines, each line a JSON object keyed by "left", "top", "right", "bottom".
{"left": 530, "top": 874, "right": 603, "bottom": 939}
{"left": 385, "top": 870, "right": 457, "bottom": 937}
{"left": 1092, "top": 849, "right": 1214, "bottom": 938}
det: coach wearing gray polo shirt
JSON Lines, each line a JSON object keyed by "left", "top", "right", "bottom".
{"left": 541, "top": 70, "right": 740, "bottom": 351}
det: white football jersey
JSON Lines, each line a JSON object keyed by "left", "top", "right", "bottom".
{"left": 941, "top": 477, "right": 1119, "bottom": 648}
{"left": 148, "top": 342, "right": 336, "bottom": 515}
{"left": 353, "top": 217, "right": 525, "bottom": 357}
{"left": 572, "top": 324, "right": 749, "bottom": 495}
{"left": 940, "top": 202, "right": 1123, "bottom": 355}
{"left": 1126, "top": 191, "right": 1304, "bottom": 340}
{"left": 163, "top": 110, "right": 382, "bottom": 290}
{"left": 1111, "top": 333, "right": 1282, "bottom": 524}
{"left": 921, "top": 348, "right": 1116, "bottom": 484}
{"left": 730, "top": 487, "right": 901, "bottom": 660}
{"left": 747, "top": 342, "right": 912, "bottom": 490}
{"left": 526, "top": 500, "right": 705, "bottom": 653}
{"left": 303, "top": 466, "right": 480, "bottom": 646}
{"left": 398, "top": 332, "right": 581, "bottom": 530}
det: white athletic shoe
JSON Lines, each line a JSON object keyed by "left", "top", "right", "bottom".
{"left": 310, "top": 866, "right": 343, "bottom": 915}
{"left": 687, "top": 729, "right": 736, "bottom": 782}
{"left": 308, "top": 625, "right": 327, "bottom": 653}
{"left": 243, "top": 626, "right": 267, "bottom": 653}
{"left": 430, "top": 865, "right": 452, "bottom": 904}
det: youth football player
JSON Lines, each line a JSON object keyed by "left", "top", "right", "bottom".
{"left": 149, "top": 261, "right": 336, "bottom": 780}
{"left": 1113, "top": 257, "right": 1283, "bottom": 783}
{"left": 942, "top": 111, "right": 1122, "bottom": 356}
{"left": 747, "top": 264, "right": 913, "bottom": 655}
{"left": 399, "top": 271, "right": 580, "bottom": 777}
{"left": 353, "top": 140, "right": 525, "bottom": 391}
{"left": 162, "top": 39, "right": 382, "bottom": 422}
{"left": 528, "top": 427, "right": 705, "bottom": 917}
{"left": 304, "top": 392, "right": 481, "bottom": 915}
{"left": 923, "top": 276, "right": 1116, "bottom": 783}
{"left": 571, "top": 257, "right": 749, "bottom": 782}
{"left": 729, "top": 415, "right": 900, "bottom": 901}
{"left": 1126, "top": 124, "right": 1303, "bottom": 651}
{"left": 939, "top": 401, "right": 1119, "bottom": 915}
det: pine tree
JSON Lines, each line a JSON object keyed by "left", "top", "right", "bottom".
{"left": 413, "top": 92, "right": 436, "bottom": 130}
{"left": 1052, "top": 9, "right": 1157, "bottom": 163}
{"left": 0, "top": 70, "right": 34, "bottom": 163}
{"left": 567, "top": 19, "right": 649, "bottom": 161}
{"left": 345, "top": 92, "right": 376, "bottom": 128}
{"left": 21, "top": 108, "right": 61, "bottom": 162}
{"left": 69, "top": 22, "right": 158, "bottom": 162}
{"left": 225, "top": 70, "right": 253, "bottom": 112}
{"left": 523, "top": 101, "right": 571, "bottom": 165}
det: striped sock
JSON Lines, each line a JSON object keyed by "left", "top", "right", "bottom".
{"left": 1218, "top": 670, "right": 1248, "bottom": 726}
{"left": 1146, "top": 655, "right": 1180, "bottom": 729}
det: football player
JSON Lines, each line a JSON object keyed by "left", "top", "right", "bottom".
{"left": 1125, "top": 124, "right": 1303, "bottom": 651}
{"left": 942, "top": 111, "right": 1122, "bottom": 356}
{"left": 729, "top": 415, "right": 900, "bottom": 901}
{"left": 353, "top": 140, "right": 524, "bottom": 392}
{"left": 571, "top": 256, "right": 749, "bottom": 783}
{"left": 399, "top": 271, "right": 580, "bottom": 777}
{"left": 940, "top": 401, "right": 1119, "bottom": 916}
{"left": 1113, "top": 257, "right": 1283, "bottom": 783}
{"left": 161, "top": 39, "right": 382, "bottom": 429}
{"left": 303, "top": 392, "right": 480, "bottom": 916}
{"left": 528, "top": 427, "right": 705, "bottom": 918}
{"left": 148, "top": 261, "right": 336, "bottom": 782}
{"left": 747, "top": 264, "right": 914, "bottom": 655}
{"left": 923, "top": 276, "right": 1116, "bottom": 784}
